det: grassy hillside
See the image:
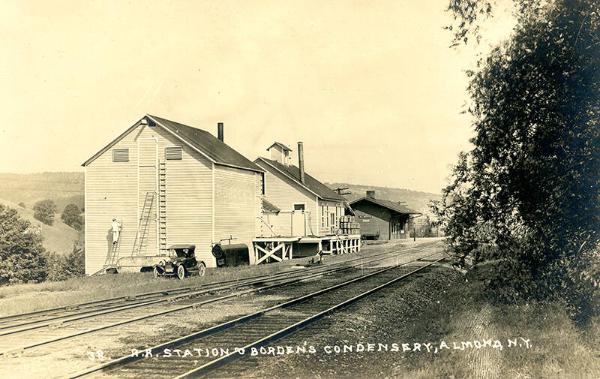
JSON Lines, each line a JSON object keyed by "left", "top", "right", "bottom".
{"left": 0, "top": 172, "right": 84, "bottom": 210}
{"left": 327, "top": 182, "right": 440, "bottom": 214}
{"left": 0, "top": 198, "right": 80, "bottom": 255}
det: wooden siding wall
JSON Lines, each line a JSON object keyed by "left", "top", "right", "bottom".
{"left": 161, "top": 127, "right": 213, "bottom": 267}
{"left": 255, "top": 173, "right": 265, "bottom": 237}
{"left": 85, "top": 129, "right": 138, "bottom": 274}
{"left": 353, "top": 203, "right": 392, "bottom": 240}
{"left": 256, "top": 161, "right": 318, "bottom": 237}
{"left": 352, "top": 201, "right": 410, "bottom": 240}
{"left": 137, "top": 138, "right": 158, "bottom": 255}
{"left": 390, "top": 214, "right": 410, "bottom": 239}
{"left": 318, "top": 199, "right": 345, "bottom": 235}
{"left": 214, "top": 165, "right": 263, "bottom": 265}
{"left": 269, "top": 147, "right": 284, "bottom": 164}
{"left": 85, "top": 122, "right": 214, "bottom": 274}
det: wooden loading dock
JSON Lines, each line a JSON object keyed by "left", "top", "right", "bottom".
{"left": 253, "top": 234, "right": 361, "bottom": 264}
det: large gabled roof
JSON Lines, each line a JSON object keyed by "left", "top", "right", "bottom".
{"left": 82, "top": 114, "right": 263, "bottom": 173}
{"left": 350, "top": 196, "right": 421, "bottom": 215}
{"left": 256, "top": 157, "right": 344, "bottom": 202}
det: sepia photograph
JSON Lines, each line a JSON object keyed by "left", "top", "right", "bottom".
{"left": 0, "top": 0, "right": 598, "bottom": 378}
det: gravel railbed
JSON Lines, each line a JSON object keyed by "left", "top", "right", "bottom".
{"left": 211, "top": 265, "right": 463, "bottom": 378}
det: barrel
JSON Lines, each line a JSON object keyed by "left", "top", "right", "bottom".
{"left": 211, "top": 243, "right": 250, "bottom": 267}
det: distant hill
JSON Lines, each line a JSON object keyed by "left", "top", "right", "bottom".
{"left": 0, "top": 172, "right": 84, "bottom": 210}
{"left": 0, "top": 172, "right": 83, "bottom": 254}
{"left": 326, "top": 182, "right": 441, "bottom": 215}
{"left": 0, "top": 173, "right": 439, "bottom": 249}
{"left": 0, "top": 198, "right": 80, "bottom": 255}
{"left": 0, "top": 172, "right": 441, "bottom": 214}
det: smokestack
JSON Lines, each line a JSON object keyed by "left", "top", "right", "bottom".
{"left": 217, "top": 122, "right": 224, "bottom": 142}
{"left": 298, "top": 142, "right": 305, "bottom": 184}
{"left": 366, "top": 190, "right": 375, "bottom": 198}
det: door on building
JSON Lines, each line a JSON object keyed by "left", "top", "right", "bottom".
{"left": 137, "top": 138, "right": 158, "bottom": 255}
{"left": 292, "top": 203, "right": 306, "bottom": 236}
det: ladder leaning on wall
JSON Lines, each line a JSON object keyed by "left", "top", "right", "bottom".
{"left": 103, "top": 226, "right": 122, "bottom": 269}
{"left": 158, "top": 161, "right": 167, "bottom": 255}
{"left": 131, "top": 191, "right": 156, "bottom": 257}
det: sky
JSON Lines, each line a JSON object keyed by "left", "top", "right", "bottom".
{"left": 0, "top": 1, "right": 514, "bottom": 193}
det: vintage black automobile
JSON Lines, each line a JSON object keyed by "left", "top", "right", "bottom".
{"left": 153, "top": 244, "right": 206, "bottom": 279}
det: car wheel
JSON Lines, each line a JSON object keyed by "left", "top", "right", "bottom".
{"left": 197, "top": 262, "right": 206, "bottom": 277}
{"left": 177, "top": 265, "right": 186, "bottom": 280}
{"left": 153, "top": 266, "right": 160, "bottom": 278}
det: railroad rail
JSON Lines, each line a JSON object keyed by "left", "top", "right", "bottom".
{"left": 0, "top": 241, "right": 438, "bottom": 329}
{"left": 70, "top": 255, "right": 445, "bottom": 378}
{"left": 0, "top": 244, "right": 440, "bottom": 356}
{"left": 0, "top": 242, "right": 435, "bottom": 334}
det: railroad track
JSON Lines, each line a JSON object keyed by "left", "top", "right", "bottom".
{"left": 70, "top": 256, "right": 444, "bottom": 378}
{"left": 0, "top": 241, "right": 435, "bottom": 333}
{"left": 0, "top": 243, "right": 440, "bottom": 357}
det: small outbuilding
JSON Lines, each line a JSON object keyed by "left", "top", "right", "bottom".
{"left": 350, "top": 191, "right": 420, "bottom": 240}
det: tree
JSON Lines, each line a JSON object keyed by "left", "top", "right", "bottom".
{"left": 63, "top": 243, "right": 85, "bottom": 278}
{"left": 33, "top": 199, "right": 57, "bottom": 226}
{"left": 437, "top": 0, "right": 600, "bottom": 321}
{"left": 61, "top": 203, "right": 82, "bottom": 230}
{"left": 0, "top": 204, "right": 47, "bottom": 284}
{"left": 44, "top": 252, "right": 66, "bottom": 282}
{"left": 44, "top": 243, "right": 85, "bottom": 282}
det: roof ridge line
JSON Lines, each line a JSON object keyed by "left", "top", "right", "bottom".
{"left": 256, "top": 157, "right": 344, "bottom": 202}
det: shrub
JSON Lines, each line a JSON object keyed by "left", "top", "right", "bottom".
{"left": 63, "top": 243, "right": 85, "bottom": 278}
{"left": 0, "top": 205, "right": 47, "bottom": 284}
{"left": 61, "top": 203, "right": 83, "bottom": 230}
{"left": 33, "top": 199, "right": 57, "bottom": 226}
{"left": 44, "top": 240, "right": 85, "bottom": 282}
{"left": 437, "top": 0, "right": 600, "bottom": 322}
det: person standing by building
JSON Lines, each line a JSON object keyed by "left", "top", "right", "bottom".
{"left": 111, "top": 218, "right": 121, "bottom": 247}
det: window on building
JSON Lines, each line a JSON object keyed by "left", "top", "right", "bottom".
{"left": 321, "top": 205, "right": 326, "bottom": 228}
{"left": 294, "top": 203, "right": 305, "bottom": 211}
{"left": 165, "top": 146, "right": 183, "bottom": 160}
{"left": 112, "top": 148, "right": 129, "bottom": 162}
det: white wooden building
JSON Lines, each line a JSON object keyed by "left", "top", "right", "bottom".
{"left": 82, "top": 115, "right": 264, "bottom": 275}
{"left": 255, "top": 142, "right": 346, "bottom": 237}
{"left": 253, "top": 142, "right": 360, "bottom": 263}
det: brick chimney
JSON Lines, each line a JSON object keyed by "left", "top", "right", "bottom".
{"left": 217, "top": 122, "right": 224, "bottom": 142}
{"left": 298, "top": 142, "right": 305, "bottom": 184}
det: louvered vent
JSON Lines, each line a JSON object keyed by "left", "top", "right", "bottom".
{"left": 165, "top": 146, "right": 183, "bottom": 160}
{"left": 112, "top": 148, "right": 129, "bottom": 162}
